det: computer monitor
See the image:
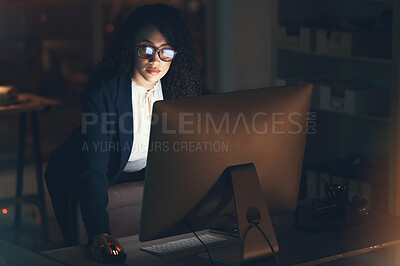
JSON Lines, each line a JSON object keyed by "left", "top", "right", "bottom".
{"left": 140, "top": 83, "right": 313, "bottom": 264}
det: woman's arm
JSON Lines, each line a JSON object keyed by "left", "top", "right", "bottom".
{"left": 78, "top": 80, "right": 113, "bottom": 240}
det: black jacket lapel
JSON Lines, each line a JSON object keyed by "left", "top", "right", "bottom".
{"left": 115, "top": 72, "right": 133, "bottom": 174}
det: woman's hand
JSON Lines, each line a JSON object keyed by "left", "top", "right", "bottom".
{"left": 90, "top": 233, "right": 124, "bottom": 262}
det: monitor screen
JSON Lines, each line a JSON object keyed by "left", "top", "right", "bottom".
{"left": 139, "top": 83, "right": 313, "bottom": 262}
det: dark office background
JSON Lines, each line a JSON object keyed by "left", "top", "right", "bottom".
{"left": 0, "top": 0, "right": 399, "bottom": 262}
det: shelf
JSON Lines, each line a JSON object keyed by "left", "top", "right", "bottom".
{"left": 312, "top": 108, "right": 390, "bottom": 124}
{"left": 279, "top": 48, "right": 392, "bottom": 65}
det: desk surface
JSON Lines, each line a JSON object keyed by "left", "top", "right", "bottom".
{"left": 43, "top": 212, "right": 400, "bottom": 266}
{"left": 0, "top": 93, "right": 60, "bottom": 115}
{"left": 0, "top": 238, "right": 65, "bottom": 266}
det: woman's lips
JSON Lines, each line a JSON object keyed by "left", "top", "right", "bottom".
{"left": 146, "top": 68, "right": 160, "bottom": 75}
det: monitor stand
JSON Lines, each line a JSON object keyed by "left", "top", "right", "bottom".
{"left": 199, "top": 163, "right": 279, "bottom": 265}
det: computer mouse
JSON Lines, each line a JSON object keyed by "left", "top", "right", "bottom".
{"left": 100, "top": 243, "right": 127, "bottom": 263}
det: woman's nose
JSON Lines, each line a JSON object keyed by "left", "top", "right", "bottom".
{"left": 149, "top": 53, "right": 161, "bottom": 63}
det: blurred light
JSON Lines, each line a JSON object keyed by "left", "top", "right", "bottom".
{"left": 187, "top": 0, "right": 201, "bottom": 13}
{"left": 1, "top": 209, "right": 7, "bottom": 215}
{"left": 39, "top": 14, "right": 47, "bottom": 23}
{"left": 35, "top": 214, "right": 41, "bottom": 225}
{"left": 105, "top": 24, "right": 115, "bottom": 34}
{"left": 0, "top": 86, "right": 12, "bottom": 94}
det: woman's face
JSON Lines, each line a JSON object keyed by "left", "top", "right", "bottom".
{"left": 132, "top": 25, "right": 173, "bottom": 89}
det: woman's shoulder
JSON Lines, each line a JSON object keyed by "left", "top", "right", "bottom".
{"left": 81, "top": 72, "right": 131, "bottom": 105}
{"left": 83, "top": 73, "right": 120, "bottom": 95}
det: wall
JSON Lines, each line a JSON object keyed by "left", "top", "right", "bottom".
{"left": 206, "top": 0, "right": 277, "bottom": 93}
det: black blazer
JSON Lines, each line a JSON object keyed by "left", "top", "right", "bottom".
{"left": 45, "top": 71, "right": 172, "bottom": 239}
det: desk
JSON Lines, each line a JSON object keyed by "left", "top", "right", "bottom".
{"left": 0, "top": 93, "right": 60, "bottom": 240}
{"left": 0, "top": 238, "right": 65, "bottom": 266}
{"left": 43, "top": 212, "right": 400, "bottom": 266}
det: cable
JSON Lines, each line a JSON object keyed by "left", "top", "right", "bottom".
{"left": 184, "top": 221, "right": 280, "bottom": 266}
{"left": 192, "top": 230, "right": 216, "bottom": 266}
{"left": 251, "top": 222, "right": 281, "bottom": 266}
{"left": 185, "top": 222, "right": 216, "bottom": 266}
{"left": 240, "top": 224, "right": 253, "bottom": 249}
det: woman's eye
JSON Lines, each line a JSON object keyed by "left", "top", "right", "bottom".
{"left": 145, "top": 47, "right": 154, "bottom": 55}
{"left": 162, "top": 49, "right": 175, "bottom": 58}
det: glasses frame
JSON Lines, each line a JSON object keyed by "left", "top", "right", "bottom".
{"left": 135, "top": 45, "right": 177, "bottom": 62}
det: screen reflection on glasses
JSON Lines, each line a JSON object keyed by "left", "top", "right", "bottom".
{"left": 136, "top": 45, "right": 177, "bottom": 62}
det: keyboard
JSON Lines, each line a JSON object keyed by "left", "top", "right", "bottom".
{"left": 140, "top": 233, "right": 227, "bottom": 256}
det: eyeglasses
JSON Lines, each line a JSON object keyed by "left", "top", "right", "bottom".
{"left": 135, "top": 45, "right": 177, "bottom": 62}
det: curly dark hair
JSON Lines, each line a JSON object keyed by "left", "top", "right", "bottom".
{"left": 95, "top": 4, "right": 202, "bottom": 99}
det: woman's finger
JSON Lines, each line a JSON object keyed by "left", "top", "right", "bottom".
{"left": 110, "top": 237, "right": 123, "bottom": 251}
{"left": 117, "top": 243, "right": 124, "bottom": 252}
{"left": 107, "top": 235, "right": 124, "bottom": 252}
{"left": 100, "top": 237, "right": 112, "bottom": 255}
{"left": 90, "top": 244, "right": 102, "bottom": 262}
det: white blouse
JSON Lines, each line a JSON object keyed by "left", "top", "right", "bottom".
{"left": 123, "top": 80, "right": 163, "bottom": 172}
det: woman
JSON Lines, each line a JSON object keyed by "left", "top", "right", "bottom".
{"left": 44, "top": 4, "right": 202, "bottom": 262}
